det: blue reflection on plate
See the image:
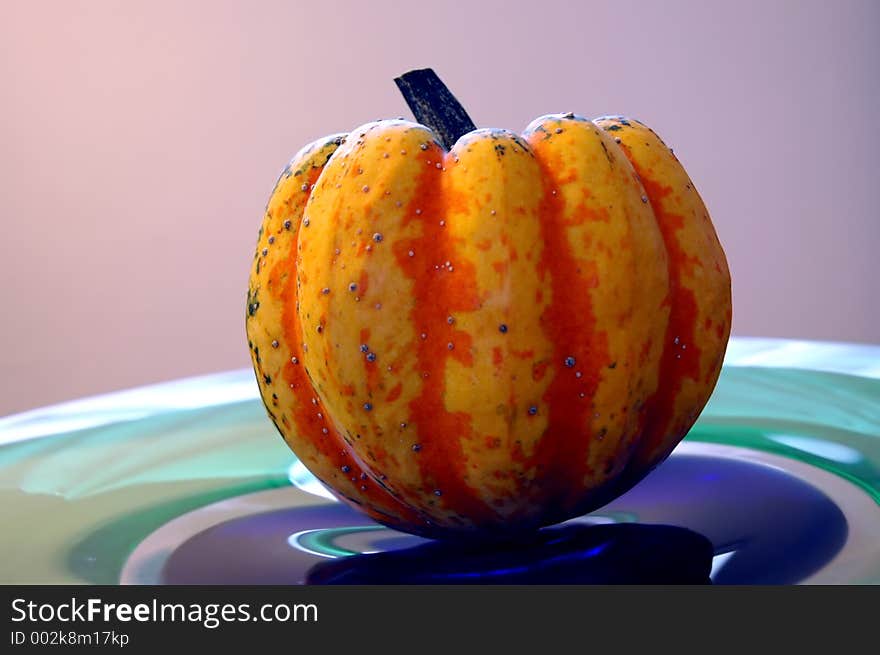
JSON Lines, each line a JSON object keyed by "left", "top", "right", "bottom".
{"left": 158, "top": 453, "right": 848, "bottom": 584}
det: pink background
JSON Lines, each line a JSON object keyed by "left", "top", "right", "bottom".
{"left": 2, "top": 0, "right": 878, "bottom": 416}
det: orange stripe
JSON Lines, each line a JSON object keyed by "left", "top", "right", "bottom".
{"left": 385, "top": 383, "right": 403, "bottom": 403}
{"left": 526, "top": 166, "right": 610, "bottom": 508}
{"left": 391, "top": 142, "right": 494, "bottom": 524}
{"left": 634, "top": 177, "right": 701, "bottom": 458}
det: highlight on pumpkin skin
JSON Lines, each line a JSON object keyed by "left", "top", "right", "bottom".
{"left": 246, "top": 90, "right": 732, "bottom": 537}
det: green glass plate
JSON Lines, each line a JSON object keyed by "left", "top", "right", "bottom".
{"left": 1, "top": 337, "right": 878, "bottom": 584}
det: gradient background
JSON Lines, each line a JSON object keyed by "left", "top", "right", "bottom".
{"left": 2, "top": 0, "right": 878, "bottom": 416}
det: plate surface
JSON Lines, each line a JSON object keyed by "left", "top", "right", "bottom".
{"left": 1, "top": 337, "right": 879, "bottom": 584}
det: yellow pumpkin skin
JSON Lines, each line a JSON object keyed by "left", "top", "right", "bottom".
{"left": 246, "top": 112, "right": 731, "bottom": 538}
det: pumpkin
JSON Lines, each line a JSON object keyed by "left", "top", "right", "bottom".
{"left": 246, "top": 69, "right": 731, "bottom": 539}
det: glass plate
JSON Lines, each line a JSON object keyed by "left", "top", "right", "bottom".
{"left": 1, "top": 337, "right": 878, "bottom": 584}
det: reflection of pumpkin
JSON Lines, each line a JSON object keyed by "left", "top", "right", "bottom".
{"left": 246, "top": 69, "right": 731, "bottom": 538}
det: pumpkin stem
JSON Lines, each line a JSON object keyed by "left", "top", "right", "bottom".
{"left": 394, "top": 68, "right": 477, "bottom": 150}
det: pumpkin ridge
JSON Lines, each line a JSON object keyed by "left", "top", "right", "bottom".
{"left": 523, "top": 115, "right": 671, "bottom": 518}
{"left": 316, "top": 123, "right": 457, "bottom": 530}
{"left": 634, "top": 177, "right": 703, "bottom": 461}
{"left": 252, "top": 134, "right": 425, "bottom": 529}
{"left": 436, "top": 128, "right": 554, "bottom": 528}
{"left": 596, "top": 116, "right": 731, "bottom": 474}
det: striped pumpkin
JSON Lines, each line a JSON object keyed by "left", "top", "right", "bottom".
{"left": 246, "top": 69, "right": 731, "bottom": 538}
